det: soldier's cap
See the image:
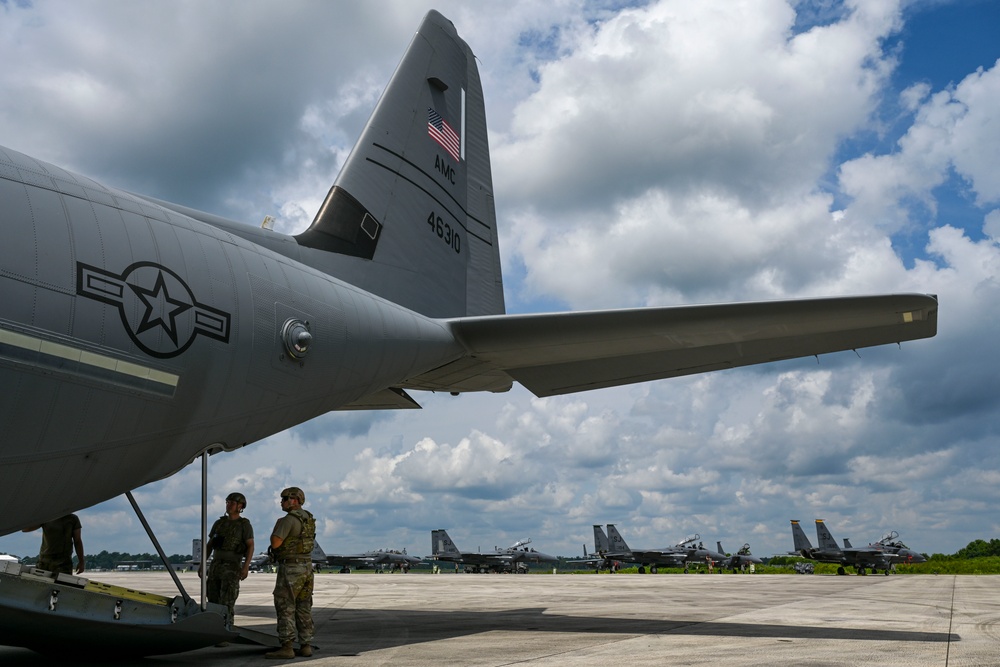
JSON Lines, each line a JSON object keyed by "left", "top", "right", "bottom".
{"left": 226, "top": 492, "right": 247, "bottom": 508}
{"left": 280, "top": 487, "right": 305, "bottom": 504}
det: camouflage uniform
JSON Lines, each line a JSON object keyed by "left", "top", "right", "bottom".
{"left": 271, "top": 508, "right": 316, "bottom": 645}
{"left": 37, "top": 514, "right": 81, "bottom": 575}
{"left": 206, "top": 514, "right": 253, "bottom": 627}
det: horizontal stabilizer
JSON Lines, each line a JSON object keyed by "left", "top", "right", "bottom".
{"left": 415, "top": 293, "right": 937, "bottom": 397}
{"left": 335, "top": 388, "right": 421, "bottom": 411}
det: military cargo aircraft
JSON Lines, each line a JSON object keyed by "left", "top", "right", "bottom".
{"left": 606, "top": 524, "right": 727, "bottom": 573}
{"left": 431, "top": 530, "right": 557, "bottom": 573}
{"left": 790, "top": 519, "right": 926, "bottom": 575}
{"left": 326, "top": 548, "right": 421, "bottom": 573}
{"left": 0, "top": 7, "right": 936, "bottom": 656}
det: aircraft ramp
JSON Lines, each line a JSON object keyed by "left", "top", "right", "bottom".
{"left": 0, "top": 561, "right": 281, "bottom": 657}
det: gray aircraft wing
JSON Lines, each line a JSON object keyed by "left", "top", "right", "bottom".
{"left": 405, "top": 294, "right": 937, "bottom": 396}
{"left": 327, "top": 554, "right": 380, "bottom": 568}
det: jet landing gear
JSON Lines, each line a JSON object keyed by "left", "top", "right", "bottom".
{"left": 837, "top": 566, "right": 847, "bottom": 575}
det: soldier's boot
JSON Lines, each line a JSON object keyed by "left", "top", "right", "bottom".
{"left": 264, "top": 642, "right": 295, "bottom": 659}
{"left": 296, "top": 644, "right": 313, "bottom": 657}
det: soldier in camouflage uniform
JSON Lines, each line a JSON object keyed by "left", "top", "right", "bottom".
{"left": 265, "top": 486, "right": 316, "bottom": 659}
{"left": 200, "top": 492, "right": 254, "bottom": 631}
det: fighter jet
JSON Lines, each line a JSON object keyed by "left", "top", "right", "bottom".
{"left": 717, "top": 542, "right": 763, "bottom": 572}
{"left": 606, "top": 524, "right": 726, "bottom": 573}
{"left": 566, "top": 525, "right": 622, "bottom": 572}
{"left": 326, "top": 548, "right": 421, "bottom": 573}
{"left": 790, "top": 519, "right": 925, "bottom": 575}
{"left": 430, "top": 530, "right": 557, "bottom": 573}
{"left": 0, "top": 7, "right": 936, "bottom": 656}
{"left": 248, "top": 552, "right": 273, "bottom": 573}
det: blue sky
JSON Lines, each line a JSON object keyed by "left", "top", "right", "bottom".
{"left": 1, "top": 0, "right": 999, "bottom": 563}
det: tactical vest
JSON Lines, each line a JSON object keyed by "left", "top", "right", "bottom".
{"left": 210, "top": 516, "right": 250, "bottom": 562}
{"left": 274, "top": 509, "right": 315, "bottom": 562}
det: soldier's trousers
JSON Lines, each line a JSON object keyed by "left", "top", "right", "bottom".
{"left": 37, "top": 556, "right": 73, "bottom": 575}
{"left": 273, "top": 561, "right": 314, "bottom": 644}
{"left": 206, "top": 560, "right": 242, "bottom": 627}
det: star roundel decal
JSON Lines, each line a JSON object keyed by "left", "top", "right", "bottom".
{"left": 76, "top": 261, "right": 231, "bottom": 359}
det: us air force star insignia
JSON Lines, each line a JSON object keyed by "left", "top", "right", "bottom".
{"left": 76, "top": 261, "right": 231, "bottom": 359}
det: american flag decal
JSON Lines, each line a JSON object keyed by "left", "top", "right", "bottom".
{"left": 428, "top": 107, "right": 461, "bottom": 162}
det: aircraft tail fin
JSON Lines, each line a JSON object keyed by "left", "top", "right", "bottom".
{"left": 593, "top": 524, "right": 610, "bottom": 553}
{"left": 790, "top": 520, "right": 814, "bottom": 555}
{"left": 295, "top": 10, "right": 504, "bottom": 319}
{"left": 606, "top": 524, "right": 631, "bottom": 554}
{"left": 815, "top": 520, "right": 840, "bottom": 551}
{"left": 717, "top": 541, "right": 726, "bottom": 556}
{"left": 844, "top": 537, "right": 854, "bottom": 549}
{"left": 431, "top": 529, "right": 461, "bottom": 556}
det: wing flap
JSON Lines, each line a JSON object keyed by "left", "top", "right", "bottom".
{"left": 435, "top": 294, "right": 937, "bottom": 397}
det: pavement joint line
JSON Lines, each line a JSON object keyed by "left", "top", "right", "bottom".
{"left": 945, "top": 575, "right": 956, "bottom": 667}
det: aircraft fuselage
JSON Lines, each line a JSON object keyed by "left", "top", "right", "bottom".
{"left": 0, "top": 146, "right": 463, "bottom": 534}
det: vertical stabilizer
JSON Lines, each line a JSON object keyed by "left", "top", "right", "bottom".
{"left": 593, "top": 525, "right": 610, "bottom": 553}
{"left": 815, "top": 520, "right": 840, "bottom": 552}
{"left": 296, "top": 10, "right": 504, "bottom": 318}
{"left": 790, "top": 520, "right": 814, "bottom": 555}
{"left": 431, "top": 529, "right": 461, "bottom": 556}
{"left": 606, "top": 524, "right": 631, "bottom": 555}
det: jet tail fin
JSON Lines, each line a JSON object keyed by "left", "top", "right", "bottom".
{"left": 606, "top": 524, "right": 631, "bottom": 554}
{"left": 593, "top": 524, "right": 610, "bottom": 553}
{"left": 844, "top": 537, "right": 854, "bottom": 549}
{"left": 815, "top": 520, "right": 840, "bottom": 551}
{"left": 295, "top": 10, "right": 504, "bottom": 319}
{"left": 790, "top": 520, "right": 814, "bottom": 555}
{"left": 431, "top": 529, "right": 461, "bottom": 556}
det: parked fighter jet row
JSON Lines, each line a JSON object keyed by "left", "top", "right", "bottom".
{"left": 240, "top": 520, "right": 922, "bottom": 576}
{"left": 570, "top": 524, "right": 761, "bottom": 573}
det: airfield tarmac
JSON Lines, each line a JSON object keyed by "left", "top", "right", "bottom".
{"left": 0, "top": 571, "right": 995, "bottom": 666}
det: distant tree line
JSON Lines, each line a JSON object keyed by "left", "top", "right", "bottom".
{"left": 939, "top": 539, "right": 1000, "bottom": 560}
{"left": 20, "top": 551, "right": 189, "bottom": 570}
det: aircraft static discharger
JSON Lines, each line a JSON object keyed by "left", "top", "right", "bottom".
{"left": 0, "top": 9, "right": 935, "bottom": 656}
